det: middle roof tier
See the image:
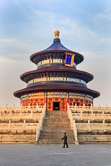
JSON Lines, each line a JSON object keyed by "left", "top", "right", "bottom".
{"left": 20, "top": 68, "right": 93, "bottom": 83}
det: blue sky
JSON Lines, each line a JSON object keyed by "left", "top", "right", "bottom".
{"left": 0, "top": 0, "right": 111, "bottom": 106}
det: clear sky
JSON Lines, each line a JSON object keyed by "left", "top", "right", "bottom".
{"left": 0, "top": 0, "right": 111, "bottom": 107}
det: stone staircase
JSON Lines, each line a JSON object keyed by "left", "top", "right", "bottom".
{"left": 38, "top": 111, "right": 75, "bottom": 144}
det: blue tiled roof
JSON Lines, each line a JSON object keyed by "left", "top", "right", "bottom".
{"left": 44, "top": 38, "right": 71, "bottom": 51}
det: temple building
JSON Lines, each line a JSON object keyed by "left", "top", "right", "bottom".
{"left": 14, "top": 30, "right": 100, "bottom": 111}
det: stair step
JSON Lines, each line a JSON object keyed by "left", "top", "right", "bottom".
{"left": 42, "top": 127, "right": 72, "bottom": 130}
{"left": 45, "top": 118, "right": 68, "bottom": 120}
{"left": 39, "top": 111, "right": 75, "bottom": 144}
{"left": 40, "top": 130, "right": 73, "bottom": 134}
{"left": 40, "top": 132, "right": 73, "bottom": 135}
{"left": 43, "top": 121, "right": 70, "bottom": 124}
{"left": 39, "top": 137, "right": 74, "bottom": 141}
{"left": 44, "top": 118, "right": 70, "bottom": 122}
{"left": 42, "top": 126, "right": 71, "bottom": 129}
{"left": 39, "top": 138, "right": 74, "bottom": 141}
{"left": 40, "top": 132, "right": 74, "bottom": 136}
{"left": 42, "top": 124, "right": 71, "bottom": 127}
{"left": 39, "top": 138, "right": 75, "bottom": 144}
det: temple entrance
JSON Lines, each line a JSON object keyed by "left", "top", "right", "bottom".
{"left": 46, "top": 98, "right": 67, "bottom": 111}
{"left": 53, "top": 102, "right": 60, "bottom": 111}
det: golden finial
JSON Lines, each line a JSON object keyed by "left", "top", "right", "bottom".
{"left": 54, "top": 30, "right": 60, "bottom": 39}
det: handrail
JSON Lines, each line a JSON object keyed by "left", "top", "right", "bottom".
{"left": 67, "top": 103, "right": 79, "bottom": 145}
{"left": 1, "top": 104, "right": 111, "bottom": 114}
{"left": 35, "top": 104, "right": 46, "bottom": 143}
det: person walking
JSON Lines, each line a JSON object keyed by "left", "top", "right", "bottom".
{"left": 61, "top": 132, "right": 68, "bottom": 148}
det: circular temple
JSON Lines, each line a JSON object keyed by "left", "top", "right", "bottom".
{"left": 14, "top": 31, "right": 100, "bottom": 110}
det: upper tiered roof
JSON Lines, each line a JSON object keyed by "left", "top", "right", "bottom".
{"left": 44, "top": 30, "right": 71, "bottom": 51}
{"left": 30, "top": 30, "right": 84, "bottom": 65}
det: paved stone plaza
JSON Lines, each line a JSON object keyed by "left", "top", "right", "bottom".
{"left": 0, "top": 144, "right": 111, "bottom": 166}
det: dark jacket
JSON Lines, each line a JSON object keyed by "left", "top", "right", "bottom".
{"left": 61, "top": 135, "right": 67, "bottom": 142}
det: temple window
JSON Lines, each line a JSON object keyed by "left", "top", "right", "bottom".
{"left": 37, "top": 59, "right": 76, "bottom": 68}
{"left": 28, "top": 77, "right": 86, "bottom": 85}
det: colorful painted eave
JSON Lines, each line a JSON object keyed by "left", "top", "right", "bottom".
{"left": 14, "top": 86, "right": 100, "bottom": 98}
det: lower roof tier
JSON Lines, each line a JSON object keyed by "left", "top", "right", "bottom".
{"left": 14, "top": 85, "right": 100, "bottom": 98}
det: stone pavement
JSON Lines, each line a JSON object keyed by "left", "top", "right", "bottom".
{"left": 0, "top": 144, "right": 111, "bottom": 166}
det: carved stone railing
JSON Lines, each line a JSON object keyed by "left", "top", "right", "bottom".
{"left": 69, "top": 104, "right": 111, "bottom": 121}
{"left": 35, "top": 104, "right": 46, "bottom": 143}
{"left": 0, "top": 104, "right": 46, "bottom": 137}
{"left": 67, "top": 104, "right": 111, "bottom": 144}
{"left": 67, "top": 104, "right": 79, "bottom": 145}
{"left": 0, "top": 103, "right": 44, "bottom": 113}
{"left": 0, "top": 104, "right": 44, "bottom": 120}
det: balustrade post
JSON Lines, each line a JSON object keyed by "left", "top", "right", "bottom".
{"left": 83, "top": 103, "right": 85, "bottom": 112}
{"left": 74, "top": 103, "right": 77, "bottom": 108}
{"left": 12, "top": 104, "right": 15, "bottom": 108}
{"left": 5, "top": 104, "right": 8, "bottom": 108}
{"left": 91, "top": 104, "right": 93, "bottom": 120}
{"left": 106, "top": 104, "right": 108, "bottom": 112}
{"left": 20, "top": 106, "right": 22, "bottom": 119}
{"left": 80, "top": 109, "right": 82, "bottom": 120}
{"left": 100, "top": 104, "right": 104, "bottom": 120}
{"left": 98, "top": 104, "right": 101, "bottom": 111}
{"left": 5, "top": 104, "right": 8, "bottom": 113}
{"left": 10, "top": 110, "right": 12, "bottom": 119}
{"left": 102, "top": 109, "right": 105, "bottom": 120}
{"left": 28, "top": 103, "right": 30, "bottom": 112}
{"left": 90, "top": 104, "right": 93, "bottom": 111}
{"left": 103, "top": 119, "right": 106, "bottom": 132}
{"left": 36, "top": 103, "right": 38, "bottom": 111}
{"left": 88, "top": 120, "right": 91, "bottom": 132}
{"left": 23, "top": 120, "right": 26, "bottom": 131}
{"left": 106, "top": 104, "right": 108, "bottom": 108}
{"left": 31, "top": 110, "right": 33, "bottom": 118}
{"left": 9, "top": 119, "right": 11, "bottom": 131}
